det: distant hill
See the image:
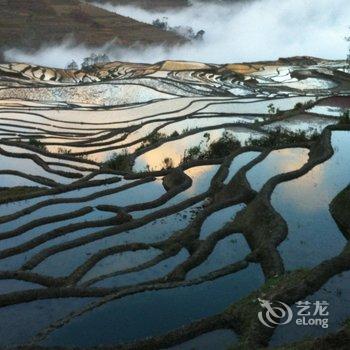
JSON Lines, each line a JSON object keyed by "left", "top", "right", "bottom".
{"left": 90, "top": 0, "right": 253, "bottom": 11}
{"left": 89, "top": 0, "right": 191, "bottom": 11}
{"left": 0, "top": 0, "right": 186, "bottom": 59}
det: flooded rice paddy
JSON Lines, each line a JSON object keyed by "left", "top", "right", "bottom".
{"left": 0, "top": 58, "right": 349, "bottom": 349}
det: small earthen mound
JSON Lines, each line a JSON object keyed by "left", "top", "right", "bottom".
{"left": 162, "top": 168, "right": 192, "bottom": 191}
{"left": 115, "top": 211, "right": 133, "bottom": 224}
{"left": 330, "top": 185, "right": 350, "bottom": 239}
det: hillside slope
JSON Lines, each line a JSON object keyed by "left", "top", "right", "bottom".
{"left": 0, "top": 0, "right": 186, "bottom": 55}
{"left": 90, "top": 0, "right": 190, "bottom": 11}
{"left": 90, "top": 0, "right": 253, "bottom": 11}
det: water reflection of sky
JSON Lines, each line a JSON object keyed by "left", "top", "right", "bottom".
{"left": 134, "top": 129, "right": 226, "bottom": 171}
{"left": 169, "top": 329, "right": 238, "bottom": 350}
{"left": 272, "top": 131, "right": 350, "bottom": 270}
{"left": 42, "top": 264, "right": 264, "bottom": 347}
{"left": 93, "top": 249, "right": 190, "bottom": 289}
{"left": 0, "top": 298, "right": 96, "bottom": 347}
{"left": 134, "top": 127, "right": 262, "bottom": 172}
{"left": 187, "top": 233, "right": 250, "bottom": 279}
{"left": 247, "top": 148, "right": 310, "bottom": 192}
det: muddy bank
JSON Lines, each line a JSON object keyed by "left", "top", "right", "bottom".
{"left": 330, "top": 185, "right": 350, "bottom": 239}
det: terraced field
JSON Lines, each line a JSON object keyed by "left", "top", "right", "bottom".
{"left": 0, "top": 57, "right": 349, "bottom": 349}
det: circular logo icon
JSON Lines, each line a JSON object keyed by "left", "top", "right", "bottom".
{"left": 258, "top": 298, "right": 293, "bottom": 328}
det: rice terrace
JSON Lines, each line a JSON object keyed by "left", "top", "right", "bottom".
{"left": 0, "top": 1, "right": 350, "bottom": 349}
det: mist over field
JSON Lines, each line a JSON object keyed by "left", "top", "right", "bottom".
{"left": 5, "top": 0, "right": 350, "bottom": 67}
{"left": 1, "top": 2, "right": 350, "bottom": 349}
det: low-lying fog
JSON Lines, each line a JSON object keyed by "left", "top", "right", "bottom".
{"left": 4, "top": 0, "right": 350, "bottom": 68}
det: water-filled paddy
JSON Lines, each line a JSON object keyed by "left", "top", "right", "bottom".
{"left": 272, "top": 132, "right": 350, "bottom": 269}
{"left": 0, "top": 58, "right": 349, "bottom": 349}
{"left": 42, "top": 265, "right": 264, "bottom": 347}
